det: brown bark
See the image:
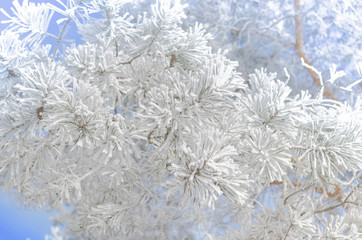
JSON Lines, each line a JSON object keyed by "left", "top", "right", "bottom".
{"left": 294, "top": 0, "right": 335, "bottom": 99}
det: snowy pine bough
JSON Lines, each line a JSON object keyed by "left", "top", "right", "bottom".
{"left": 0, "top": 0, "right": 361, "bottom": 239}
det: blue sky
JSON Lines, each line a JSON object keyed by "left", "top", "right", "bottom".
{"left": 0, "top": 1, "right": 77, "bottom": 239}
{"left": 0, "top": 194, "right": 56, "bottom": 240}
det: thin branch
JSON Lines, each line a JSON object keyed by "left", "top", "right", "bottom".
{"left": 284, "top": 184, "right": 313, "bottom": 204}
{"left": 53, "top": 18, "right": 71, "bottom": 58}
{"left": 147, "top": 27, "right": 162, "bottom": 52}
{"left": 327, "top": 81, "right": 362, "bottom": 93}
{"left": 283, "top": 223, "right": 293, "bottom": 240}
{"left": 115, "top": 41, "right": 119, "bottom": 57}
{"left": 293, "top": 0, "right": 335, "bottom": 99}
{"left": 114, "top": 96, "right": 118, "bottom": 115}
{"left": 118, "top": 54, "right": 141, "bottom": 65}
{"left": 52, "top": 0, "right": 83, "bottom": 58}
{"left": 118, "top": 27, "right": 162, "bottom": 65}
{"left": 314, "top": 188, "right": 354, "bottom": 214}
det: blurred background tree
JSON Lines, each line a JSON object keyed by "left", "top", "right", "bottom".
{"left": 183, "top": 0, "right": 362, "bottom": 101}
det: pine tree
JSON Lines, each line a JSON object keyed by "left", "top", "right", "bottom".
{"left": 0, "top": 1, "right": 361, "bottom": 239}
